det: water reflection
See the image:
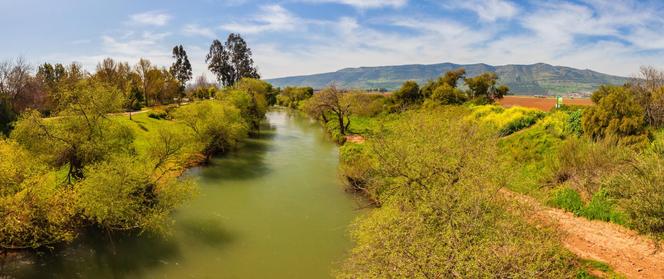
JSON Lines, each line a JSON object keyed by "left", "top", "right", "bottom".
{"left": 3, "top": 110, "right": 360, "bottom": 279}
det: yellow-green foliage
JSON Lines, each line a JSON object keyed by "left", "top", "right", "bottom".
{"left": 171, "top": 100, "right": 248, "bottom": 159}
{"left": 607, "top": 153, "right": 664, "bottom": 239}
{"left": 2, "top": 97, "right": 249, "bottom": 249}
{"left": 582, "top": 85, "right": 648, "bottom": 146}
{"left": 0, "top": 139, "right": 77, "bottom": 248}
{"left": 500, "top": 111, "right": 569, "bottom": 163}
{"left": 467, "top": 105, "right": 544, "bottom": 135}
{"left": 338, "top": 107, "right": 581, "bottom": 278}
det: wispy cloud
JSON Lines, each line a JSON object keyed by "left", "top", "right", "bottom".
{"left": 101, "top": 31, "right": 171, "bottom": 57}
{"left": 303, "top": 0, "right": 407, "bottom": 9}
{"left": 444, "top": 0, "right": 518, "bottom": 22}
{"left": 129, "top": 10, "right": 172, "bottom": 26}
{"left": 183, "top": 24, "right": 216, "bottom": 39}
{"left": 221, "top": 5, "right": 299, "bottom": 34}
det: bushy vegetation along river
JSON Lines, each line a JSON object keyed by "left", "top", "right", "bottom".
{"left": 6, "top": 110, "right": 361, "bottom": 278}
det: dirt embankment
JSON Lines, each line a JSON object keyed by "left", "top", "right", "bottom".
{"left": 503, "top": 189, "right": 664, "bottom": 279}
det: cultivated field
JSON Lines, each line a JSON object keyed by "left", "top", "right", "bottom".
{"left": 499, "top": 95, "right": 593, "bottom": 111}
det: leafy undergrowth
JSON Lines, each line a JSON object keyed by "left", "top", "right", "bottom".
{"left": 549, "top": 187, "right": 626, "bottom": 225}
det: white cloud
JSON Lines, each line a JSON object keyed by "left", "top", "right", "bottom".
{"left": 41, "top": 0, "right": 664, "bottom": 81}
{"left": 129, "top": 11, "right": 172, "bottom": 26}
{"left": 183, "top": 24, "right": 216, "bottom": 39}
{"left": 445, "top": 0, "right": 518, "bottom": 22}
{"left": 304, "top": 0, "right": 407, "bottom": 9}
{"left": 221, "top": 5, "right": 299, "bottom": 34}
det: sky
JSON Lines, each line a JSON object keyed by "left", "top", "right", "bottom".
{"left": 1, "top": 0, "right": 664, "bottom": 80}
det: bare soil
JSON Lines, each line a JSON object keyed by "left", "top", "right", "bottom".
{"left": 503, "top": 189, "right": 664, "bottom": 279}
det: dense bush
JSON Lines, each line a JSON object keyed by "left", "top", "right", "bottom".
{"left": 550, "top": 137, "right": 630, "bottom": 198}
{"left": 148, "top": 109, "right": 168, "bottom": 120}
{"left": 172, "top": 100, "right": 248, "bottom": 160}
{"left": 276, "top": 86, "right": 313, "bottom": 108}
{"left": 608, "top": 153, "right": 664, "bottom": 239}
{"left": 582, "top": 85, "right": 648, "bottom": 146}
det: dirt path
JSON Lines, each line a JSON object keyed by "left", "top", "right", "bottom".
{"left": 502, "top": 189, "right": 664, "bottom": 279}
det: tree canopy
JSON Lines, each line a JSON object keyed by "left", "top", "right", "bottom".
{"left": 206, "top": 34, "right": 259, "bottom": 87}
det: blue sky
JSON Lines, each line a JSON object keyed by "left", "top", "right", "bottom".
{"left": 1, "top": 0, "right": 664, "bottom": 79}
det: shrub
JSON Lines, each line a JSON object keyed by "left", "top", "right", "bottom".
{"left": 550, "top": 137, "right": 631, "bottom": 198}
{"left": 608, "top": 153, "right": 664, "bottom": 239}
{"left": 148, "top": 109, "right": 168, "bottom": 120}
{"left": 564, "top": 109, "right": 583, "bottom": 136}
{"left": 339, "top": 143, "right": 379, "bottom": 202}
{"left": 582, "top": 85, "right": 648, "bottom": 146}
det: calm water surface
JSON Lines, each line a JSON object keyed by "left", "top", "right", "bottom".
{"left": 6, "top": 110, "right": 361, "bottom": 279}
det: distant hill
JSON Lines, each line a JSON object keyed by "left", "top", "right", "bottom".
{"left": 266, "top": 62, "right": 629, "bottom": 95}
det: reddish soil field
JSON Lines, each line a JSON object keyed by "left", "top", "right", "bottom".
{"left": 498, "top": 96, "right": 593, "bottom": 111}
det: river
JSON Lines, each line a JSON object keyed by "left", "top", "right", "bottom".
{"left": 4, "top": 110, "right": 361, "bottom": 279}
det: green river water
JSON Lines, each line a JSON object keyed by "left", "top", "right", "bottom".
{"left": 5, "top": 110, "right": 361, "bottom": 279}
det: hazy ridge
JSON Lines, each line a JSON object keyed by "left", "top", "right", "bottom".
{"left": 267, "top": 62, "right": 629, "bottom": 95}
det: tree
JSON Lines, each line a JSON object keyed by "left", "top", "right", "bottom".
{"left": 392, "top": 80, "right": 422, "bottom": 106}
{"left": 277, "top": 86, "right": 313, "bottom": 108}
{"left": 422, "top": 68, "right": 467, "bottom": 98}
{"left": 170, "top": 45, "right": 193, "bottom": 103}
{"left": 11, "top": 79, "right": 130, "bottom": 183}
{"left": 135, "top": 58, "right": 153, "bottom": 107}
{"left": 582, "top": 85, "right": 647, "bottom": 145}
{"left": 630, "top": 66, "right": 664, "bottom": 127}
{"left": 206, "top": 34, "right": 260, "bottom": 86}
{"left": 220, "top": 78, "right": 271, "bottom": 130}
{"left": 303, "top": 86, "right": 353, "bottom": 135}
{"left": 464, "top": 72, "right": 506, "bottom": 103}
{"left": 430, "top": 84, "right": 467, "bottom": 105}
{"left": 0, "top": 58, "right": 48, "bottom": 132}
{"left": 171, "top": 100, "right": 248, "bottom": 160}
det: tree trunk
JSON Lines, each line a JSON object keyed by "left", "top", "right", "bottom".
{"left": 338, "top": 113, "right": 345, "bottom": 135}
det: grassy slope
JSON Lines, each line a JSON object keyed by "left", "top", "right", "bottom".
{"left": 337, "top": 105, "right": 624, "bottom": 278}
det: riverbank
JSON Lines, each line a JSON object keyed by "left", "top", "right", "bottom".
{"left": 2, "top": 110, "right": 362, "bottom": 279}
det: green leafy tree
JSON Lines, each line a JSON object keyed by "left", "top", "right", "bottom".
{"left": 172, "top": 100, "right": 248, "bottom": 160}
{"left": 392, "top": 80, "right": 422, "bottom": 107}
{"left": 277, "top": 86, "right": 314, "bottom": 108}
{"left": 206, "top": 34, "right": 260, "bottom": 87}
{"left": 464, "top": 72, "right": 507, "bottom": 102}
{"left": 429, "top": 83, "right": 467, "bottom": 105}
{"left": 170, "top": 45, "right": 193, "bottom": 103}
{"left": 421, "top": 68, "right": 466, "bottom": 98}
{"left": 11, "top": 80, "right": 131, "bottom": 182}
{"left": 0, "top": 139, "right": 76, "bottom": 249}
{"left": 302, "top": 86, "right": 353, "bottom": 135}
{"left": 582, "top": 85, "right": 647, "bottom": 145}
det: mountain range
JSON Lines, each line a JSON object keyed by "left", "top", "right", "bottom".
{"left": 266, "top": 62, "right": 630, "bottom": 95}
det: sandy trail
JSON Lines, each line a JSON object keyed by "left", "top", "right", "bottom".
{"left": 503, "top": 189, "right": 664, "bottom": 279}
